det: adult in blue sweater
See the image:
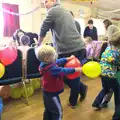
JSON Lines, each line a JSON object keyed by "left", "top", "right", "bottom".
{"left": 35, "top": 45, "right": 82, "bottom": 120}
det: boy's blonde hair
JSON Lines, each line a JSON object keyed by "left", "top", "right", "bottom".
{"left": 84, "top": 37, "right": 93, "bottom": 43}
{"left": 35, "top": 45, "right": 57, "bottom": 62}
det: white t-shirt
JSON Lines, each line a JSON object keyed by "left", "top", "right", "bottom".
{"left": 18, "top": 46, "right": 30, "bottom": 60}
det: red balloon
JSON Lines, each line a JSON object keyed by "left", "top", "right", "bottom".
{"left": 0, "top": 46, "right": 17, "bottom": 66}
{"left": 65, "top": 57, "right": 81, "bottom": 79}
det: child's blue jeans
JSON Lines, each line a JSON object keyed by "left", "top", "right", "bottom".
{"left": 92, "top": 76, "right": 120, "bottom": 108}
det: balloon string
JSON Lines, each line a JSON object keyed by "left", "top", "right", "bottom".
{"left": 0, "top": 6, "right": 41, "bottom": 16}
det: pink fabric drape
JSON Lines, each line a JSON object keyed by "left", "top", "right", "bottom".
{"left": 2, "top": 3, "right": 20, "bottom": 37}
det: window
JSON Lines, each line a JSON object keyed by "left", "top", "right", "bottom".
{"left": 75, "top": 18, "right": 85, "bottom": 35}
{"left": 0, "top": 4, "right": 4, "bottom": 38}
{"left": 92, "top": 18, "right": 105, "bottom": 35}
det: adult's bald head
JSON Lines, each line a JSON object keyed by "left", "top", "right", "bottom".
{"left": 44, "top": 0, "right": 60, "bottom": 9}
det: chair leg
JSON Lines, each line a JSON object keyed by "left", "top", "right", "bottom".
{"left": 22, "top": 81, "right": 29, "bottom": 106}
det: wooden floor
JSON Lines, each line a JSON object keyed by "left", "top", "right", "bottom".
{"left": 2, "top": 76, "right": 114, "bottom": 120}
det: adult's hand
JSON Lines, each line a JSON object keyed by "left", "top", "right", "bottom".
{"left": 38, "top": 36, "right": 44, "bottom": 45}
{"left": 67, "top": 55, "right": 75, "bottom": 61}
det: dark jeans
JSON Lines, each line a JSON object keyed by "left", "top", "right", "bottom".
{"left": 59, "top": 49, "right": 87, "bottom": 105}
{"left": 58, "top": 49, "right": 86, "bottom": 65}
{"left": 64, "top": 77, "right": 86, "bottom": 106}
{"left": 102, "top": 89, "right": 113, "bottom": 104}
{"left": 113, "top": 104, "right": 120, "bottom": 120}
{"left": 43, "top": 93, "right": 62, "bottom": 120}
{"left": 92, "top": 76, "right": 120, "bottom": 108}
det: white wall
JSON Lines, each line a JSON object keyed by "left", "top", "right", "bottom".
{"left": 0, "top": 0, "right": 91, "bottom": 45}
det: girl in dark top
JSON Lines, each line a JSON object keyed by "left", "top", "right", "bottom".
{"left": 84, "top": 20, "right": 98, "bottom": 40}
{"left": 13, "top": 29, "right": 38, "bottom": 46}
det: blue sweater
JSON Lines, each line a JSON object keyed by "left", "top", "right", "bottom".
{"left": 40, "top": 58, "right": 75, "bottom": 77}
{"left": 39, "top": 58, "right": 75, "bottom": 96}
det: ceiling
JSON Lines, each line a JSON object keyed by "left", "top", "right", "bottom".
{"left": 71, "top": 0, "right": 120, "bottom": 20}
{"left": 74, "top": 0, "right": 120, "bottom": 11}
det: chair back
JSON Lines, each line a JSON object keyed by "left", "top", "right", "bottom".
{"left": 26, "top": 48, "right": 40, "bottom": 79}
{"left": 0, "top": 50, "right": 22, "bottom": 85}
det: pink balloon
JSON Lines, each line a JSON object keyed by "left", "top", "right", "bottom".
{"left": 0, "top": 46, "right": 17, "bottom": 66}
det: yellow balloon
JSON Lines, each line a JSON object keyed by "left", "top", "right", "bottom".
{"left": 82, "top": 61, "right": 101, "bottom": 78}
{"left": 22, "top": 83, "right": 34, "bottom": 98}
{"left": 10, "top": 86, "right": 23, "bottom": 99}
{"left": 31, "top": 78, "right": 41, "bottom": 90}
{"left": 0, "top": 63, "right": 5, "bottom": 78}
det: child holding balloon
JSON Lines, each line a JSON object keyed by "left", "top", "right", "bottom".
{"left": 92, "top": 31, "right": 120, "bottom": 120}
{"left": 35, "top": 45, "right": 82, "bottom": 120}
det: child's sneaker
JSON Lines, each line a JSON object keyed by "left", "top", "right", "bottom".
{"left": 92, "top": 103, "right": 101, "bottom": 110}
{"left": 68, "top": 103, "right": 77, "bottom": 109}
